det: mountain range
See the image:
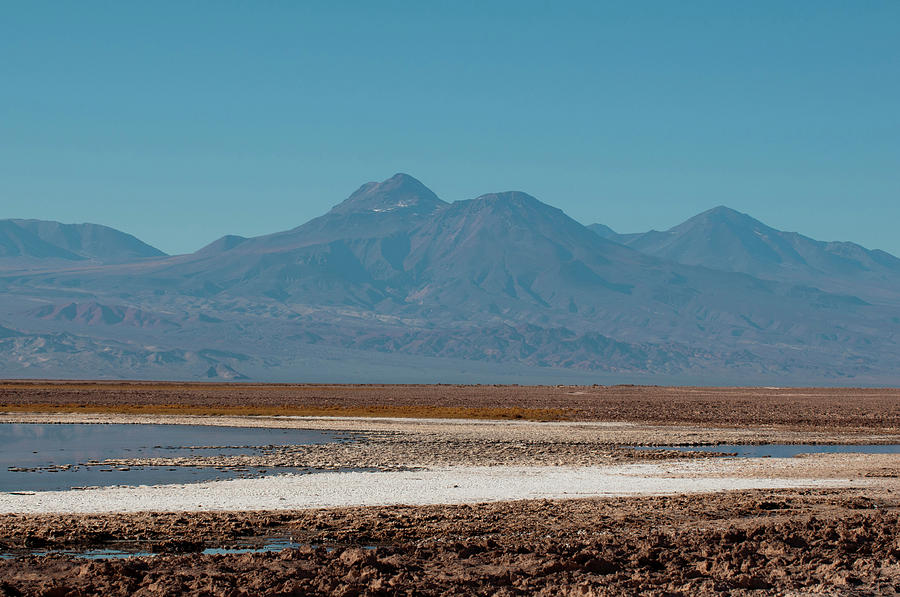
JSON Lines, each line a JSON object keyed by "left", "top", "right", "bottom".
{"left": 1, "top": 173, "right": 897, "bottom": 384}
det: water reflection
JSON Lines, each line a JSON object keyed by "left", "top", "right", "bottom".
{"left": 1, "top": 423, "right": 345, "bottom": 492}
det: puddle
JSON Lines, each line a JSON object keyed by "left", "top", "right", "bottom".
{"left": 1, "top": 423, "right": 352, "bottom": 492}
{"left": 632, "top": 444, "right": 900, "bottom": 458}
{"left": 0, "top": 540, "right": 303, "bottom": 560}
{"left": 201, "top": 540, "right": 305, "bottom": 556}
{"left": 1, "top": 539, "right": 378, "bottom": 560}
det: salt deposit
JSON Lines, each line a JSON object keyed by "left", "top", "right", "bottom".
{"left": 0, "top": 461, "right": 861, "bottom": 514}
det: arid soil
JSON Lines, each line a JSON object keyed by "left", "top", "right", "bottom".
{"left": 1, "top": 489, "right": 899, "bottom": 596}
{"left": 2, "top": 382, "right": 900, "bottom": 430}
{"left": 2, "top": 383, "right": 899, "bottom": 595}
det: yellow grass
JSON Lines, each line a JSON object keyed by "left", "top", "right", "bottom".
{"left": 0, "top": 403, "right": 573, "bottom": 421}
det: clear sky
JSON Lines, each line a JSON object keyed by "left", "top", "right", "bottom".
{"left": 2, "top": 1, "right": 898, "bottom": 255}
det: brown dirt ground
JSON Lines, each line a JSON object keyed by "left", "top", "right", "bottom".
{"left": 1, "top": 382, "right": 899, "bottom": 430}
{"left": 3, "top": 383, "right": 900, "bottom": 595}
{"left": 1, "top": 488, "right": 899, "bottom": 596}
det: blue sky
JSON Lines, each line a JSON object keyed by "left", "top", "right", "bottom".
{"left": 2, "top": 1, "right": 898, "bottom": 255}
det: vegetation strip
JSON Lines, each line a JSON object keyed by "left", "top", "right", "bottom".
{"left": 0, "top": 403, "right": 571, "bottom": 421}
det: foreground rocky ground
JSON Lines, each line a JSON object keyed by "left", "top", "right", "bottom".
{"left": 1, "top": 488, "right": 899, "bottom": 596}
{"left": 2, "top": 384, "right": 899, "bottom": 595}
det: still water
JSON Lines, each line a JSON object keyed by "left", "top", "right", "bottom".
{"left": 1, "top": 423, "right": 345, "bottom": 492}
{"left": 0, "top": 538, "right": 307, "bottom": 560}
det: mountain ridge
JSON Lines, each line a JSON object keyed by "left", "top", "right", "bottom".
{"left": 0, "top": 175, "right": 898, "bottom": 383}
{"left": 0, "top": 219, "right": 166, "bottom": 264}
{"left": 592, "top": 206, "right": 900, "bottom": 303}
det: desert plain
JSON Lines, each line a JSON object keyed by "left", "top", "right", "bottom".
{"left": 0, "top": 382, "right": 899, "bottom": 595}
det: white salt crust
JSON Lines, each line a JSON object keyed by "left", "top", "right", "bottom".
{"left": 0, "top": 461, "right": 861, "bottom": 515}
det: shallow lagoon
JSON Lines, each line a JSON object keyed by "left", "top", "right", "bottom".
{"left": 0, "top": 423, "right": 344, "bottom": 492}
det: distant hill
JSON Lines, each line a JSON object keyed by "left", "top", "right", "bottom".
{"left": 26, "top": 301, "right": 180, "bottom": 329}
{"left": 0, "top": 219, "right": 165, "bottom": 264}
{"left": 591, "top": 206, "right": 900, "bottom": 304}
{"left": 0, "top": 220, "right": 83, "bottom": 260}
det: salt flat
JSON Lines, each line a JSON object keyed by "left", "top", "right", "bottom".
{"left": 0, "top": 461, "right": 862, "bottom": 514}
